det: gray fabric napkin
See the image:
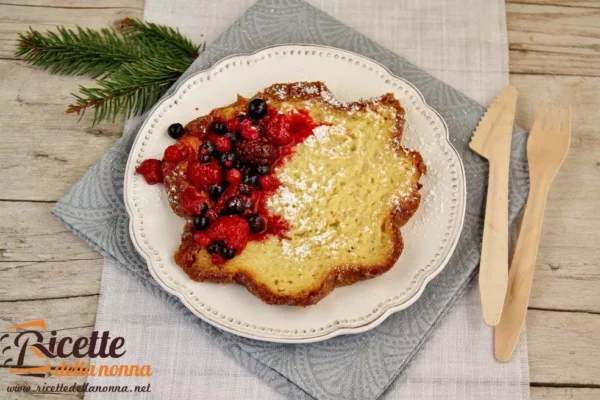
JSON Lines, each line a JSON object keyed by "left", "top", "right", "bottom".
{"left": 53, "top": 0, "right": 529, "bottom": 399}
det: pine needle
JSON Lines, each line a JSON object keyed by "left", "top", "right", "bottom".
{"left": 15, "top": 19, "right": 204, "bottom": 124}
{"left": 66, "top": 53, "right": 191, "bottom": 124}
{"left": 120, "top": 18, "right": 203, "bottom": 59}
{"left": 16, "top": 26, "right": 139, "bottom": 78}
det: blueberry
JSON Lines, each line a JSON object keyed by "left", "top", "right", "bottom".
{"left": 224, "top": 131, "right": 238, "bottom": 143}
{"left": 220, "top": 247, "right": 236, "bottom": 260}
{"left": 192, "top": 215, "right": 210, "bottom": 230}
{"left": 244, "top": 199, "right": 255, "bottom": 211}
{"left": 243, "top": 173, "right": 259, "bottom": 188}
{"left": 168, "top": 123, "right": 185, "bottom": 139}
{"left": 210, "top": 121, "right": 228, "bottom": 135}
{"left": 207, "top": 241, "right": 223, "bottom": 255}
{"left": 199, "top": 154, "right": 211, "bottom": 164}
{"left": 209, "top": 184, "right": 225, "bottom": 200}
{"left": 224, "top": 196, "right": 245, "bottom": 215}
{"left": 198, "top": 202, "right": 209, "bottom": 214}
{"left": 238, "top": 183, "right": 253, "bottom": 196}
{"left": 256, "top": 165, "right": 270, "bottom": 175}
{"left": 236, "top": 113, "right": 248, "bottom": 122}
{"left": 240, "top": 165, "right": 252, "bottom": 176}
{"left": 200, "top": 140, "right": 216, "bottom": 155}
{"left": 219, "top": 152, "right": 236, "bottom": 167}
{"left": 248, "top": 98, "right": 267, "bottom": 119}
{"left": 246, "top": 214, "right": 266, "bottom": 233}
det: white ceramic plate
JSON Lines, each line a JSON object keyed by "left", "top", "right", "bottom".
{"left": 124, "top": 44, "right": 466, "bottom": 343}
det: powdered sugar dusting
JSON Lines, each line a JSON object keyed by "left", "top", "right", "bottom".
{"left": 267, "top": 101, "right": 423, "bottom": 264}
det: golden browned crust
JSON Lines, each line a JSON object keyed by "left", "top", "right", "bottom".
{"left": 173, "top": 82, "right": 426, "bottom": 306}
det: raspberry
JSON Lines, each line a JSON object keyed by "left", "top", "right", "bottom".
{"left": 136, "top": 159, "right": 162, "bottom": 185}
{"left": 226, "top": 168, "right": 242, "bottom": 184}
{"left": 193, "top": 231, "right": 212, "bottom": 247}
{"left": 213, "top": 135, "right": 232, "bottom": 153}
{"left": 205, "top": 209, "right": 219, "bottom": 221}
{"left": 187, "top": 159, "right": 223, "bottom": 190}
{"left": 266, "top": 114, "right": 292, "bottom": 145}
{"left": 179, "top": 145, "right": 190, "bottom": 160}
{"left": 225, "top": 117, "right": 241, "bottom": 132}
{"left": 206, "top": 215, "right": 250, "bottom": 252}
{"left": 239, "top": 119, "right": 260, "bottom": 141}
{"left": 234, "top": 137, "right": 280, "bottom": 167}
{"left": 181, "top": 188, "right": 207, "bottom": 215}
{"left": 163, "top": 145, "right": 183, "bottom": 163}
{"left": 258, "top": 174, "right": 279, "bottom": 191}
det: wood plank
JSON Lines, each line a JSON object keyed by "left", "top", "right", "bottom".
{"left": 0, "top": 3, "right": 142, "bottom": 59}
{"left": 0, "top": 259, "right": 102, "bottom": 301}
{"left": 0, "top": 59, "right": 124, "bottom": 202}
{"left": 0, "top": 201, "right": 102, "bottom": 262}
{"left": 507, "top": 3, "right": 600, "bottom": 76}
{"left": 0, "top": 296, "right": 98, "bottom": 330}
{"left": 0, "top": 0, "right": 143, "bottom": 203}
{"left": 508, "top": 0, "right": 600, "bottom": 9}
{"left": 7, "top": 0, "right": 142, "bottom": 9}
{"left": 528, "top": 309, "right": 600, "bottom": 386}
{"left": 509, "top": 74, "right": 600, "bottom": 313}
{"left": 510, "top": 74, "right": 600, "bottom": 313}
{"left": 531, "top": 388, "right": 600, "bottom": 400}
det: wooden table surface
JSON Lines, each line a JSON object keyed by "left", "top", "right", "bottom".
{"left": 1, "top": 0, "right": 599, "bottom": 398}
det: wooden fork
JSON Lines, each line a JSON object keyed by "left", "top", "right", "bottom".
{"left": 495, "top": 103, "right": 571, "bottom": 362}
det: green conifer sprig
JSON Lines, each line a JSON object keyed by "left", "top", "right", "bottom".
{"left": 120, "top": 18, "right": 203, "bottom": 59}
{"left": 67, "top": 52, "right": 192, "bottom": 122}
{"left": 16, "top": 26, "right": 139, "bottom": 78}
{"left": 15, "top": 19, "right": 204, "bottom": 125}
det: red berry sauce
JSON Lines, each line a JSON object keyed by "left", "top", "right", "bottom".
{"left": 136, "top": 99, "right": 322, "bottom": 264}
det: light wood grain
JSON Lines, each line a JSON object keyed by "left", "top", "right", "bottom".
{"left": 10, "top": 0, "right": 142, "bottom": 8}
{"left": 528, "top": 310, "right": 600, "bottom": 386}
{"left": 0, "top": 59, "right": 123, "bottom": 202}
{"left": 507, "top": 2, "right": 600, "bottom": 76}
{"left": 0, "top": 201, "right": 102, "bottom": 262}
{"left": 0, "top": 296, "right": 98, "bottom": 331}
{"left": 470, "top": 86, "right": 517, "bottom": 326}
{"left": 531, "top": 388, "right": 600, "bottom": 400}
{"left": 0, "top": 260, "right": 102, "bottom": 301}
{"left": 509, "top": 74, "right": 600, "bottom": 315}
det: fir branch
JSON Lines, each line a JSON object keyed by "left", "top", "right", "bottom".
{"left": 16, "top": 26, "right": 139, "bottom": 78}
{"left": 120, "top": 18, "right": 202, "bottom": 59}
{"left": 16, "top": 19, "right": 203, "bottom": 124}
{"left": 66, "top": 53, "right": 191, "bottom": 124}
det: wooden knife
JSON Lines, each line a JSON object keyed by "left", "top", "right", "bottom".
{"left": 469, "top": 85, "right": 518, "bottom": 326}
